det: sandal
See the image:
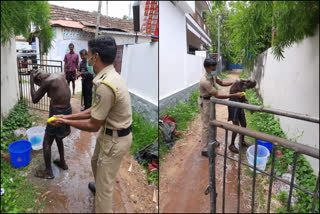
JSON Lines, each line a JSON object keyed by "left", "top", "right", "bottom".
{"left": 34, "top": 169, "right": 54, "bottom": 179}
{"left": 53, "top": 159, "right": 68, "bottom": 170}
{"left": 229, "top": 144, "right": 239, "bottom": 153}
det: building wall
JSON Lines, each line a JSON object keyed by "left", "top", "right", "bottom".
{"left": 159, "top": 1, "right": 187, "bottom": 100}
{"left": 251, "top": 26, "right": 319, "bottom": 173}
{"left": 47, "top": 27, "right": 90, "bottom": 65}
{"left": 120, "top": 42, "right": 158, "bottom": 123}
{"left": 160, "top": 53, "right": 205, "bottom": 112}
{"left": 186, "top": 1, "right": 195, "bottom": 13}
{"left": 159, "top": 1, "right": 206, "bottom": 110}
{"left": 47, "top": 27, "right": 150, "bottom": 66}
{"left": 1, "top": 38, "right": 20, "bottom": 123}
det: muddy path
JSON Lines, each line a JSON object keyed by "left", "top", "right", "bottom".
{"left": 160, "top": 70, "right": 250, "bottom": 213}
{"left": 27, "top": 97, "right": 157, "bottom": 213}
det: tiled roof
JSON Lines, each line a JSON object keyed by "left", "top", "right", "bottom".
{"left": 49, "top": 4, "right": 134, "bottom": 33}
{"left": 50, "top": 20, "right": 85, "bottom": 29}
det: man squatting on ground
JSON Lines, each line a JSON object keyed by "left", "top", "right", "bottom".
{"left": 199, "top": 58, "right": 244, "bottom": 157}
{"left": 49, "top": 35, "right": 132, "bottom": 213}
{"left": 30, "top": 69, "right": 72, "bottom": 179}
{"left": 227, "top": 78, "right": 256, "bottom": 153}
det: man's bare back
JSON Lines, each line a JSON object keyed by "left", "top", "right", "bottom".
{"left": 31, "top": 70, "right": 71, "bottom": 107}
{"left": 31, "top": 69, "right": 72, "bottom": 179}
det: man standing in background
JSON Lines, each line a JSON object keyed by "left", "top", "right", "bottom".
{"left": 64, "top": 43, "right": 79, "bottom": 96}
{"left": 77, "top": 49, "right": 94, "bottom": 111}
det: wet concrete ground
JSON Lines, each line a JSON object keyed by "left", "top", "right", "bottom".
{"left": 160, "top": 70, "right": 250, "bottom": 213}
{"left": 27, "top": 97, "right": 131, "bottom": 213}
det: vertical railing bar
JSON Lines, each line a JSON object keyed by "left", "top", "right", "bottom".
{"left": 22, "top": 65, "right": 25, "bottom": 103}
{"left": 251, "top": 139, "right": 258, "bottom": 213}
{"left": 209, "top": 142, "right": 217, "bottom": 214}
{"left": 237, "top": 133, "right": 243, "bottom": 213}
{"left": 29, "top": 68, "right": 32, "bottom": 109}
{"left": 21, "top": 65, "right": 24, "bottom": 102}
{"left": 287, "top": 152, "right": 298, "bottom": 213}
{"left": 312, "top": 174, "right": 320, "bottom": 213}
{"left": 18, "top": 64, "right": 22, "bottom": 101}
{"left": 24, "top": 69, "right": 27, "bottom": 104}
{"left": 46, "top": 65, "right": 48, "bottom": 110}
{"left": 21, "top": 65, "right": 24, "bottom": 103}
{"left": 209, "top": 101, "right": 217, "bottom": 213}
{"left": 222, "top": 129, "right": 228, "bottom": 213}
{"left": 267, "top": 145, "right": 276, "bottom": 213}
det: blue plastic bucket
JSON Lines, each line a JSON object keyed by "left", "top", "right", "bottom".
{"left": 257, "top": 140, "right": 273, "bottom": 153}
{"left": 8, "top": 140, "right": 32, "bottom": 168}
{"left": 246, "top": 145, "right": 270, "bottom": 173}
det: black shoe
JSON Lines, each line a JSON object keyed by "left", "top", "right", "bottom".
{"left": 88, "top": 182, "right": 96, "bottom": 194}
{"left": 201, "top": 151, "right": 209, "bottom": 157}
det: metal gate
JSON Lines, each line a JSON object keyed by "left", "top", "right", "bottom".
{"left": 17, "top": 59, "right": 63, "bottom": 111}
{"left": 207, "top": 97, "right": 319, "bottom": 213}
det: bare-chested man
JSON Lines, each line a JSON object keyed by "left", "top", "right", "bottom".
{"left": 228, "top": 79, "right": 256, "bottom": 153}
{"left": 30, "top": 69, "right": 72, "bottom": 179}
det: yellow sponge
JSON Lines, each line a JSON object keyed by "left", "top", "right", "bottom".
{"left": 47, "top": 117, "right": 56, "bottom": 123}
{"left": 242, "top": 92, "right": 246, "bottom": 96}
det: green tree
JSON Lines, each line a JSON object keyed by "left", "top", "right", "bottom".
{"left": 207, "top": 1, "right": 319, "bottom": 71}
{"left": 1, "top": 1, "right": 54, "bottom": 54}
{"left": 205, "top": 1, "right": 237, "bottom": 64}
{"left": 272, "top": 1, "right": 320, "bottom": 59}
{"left": 226, "top": 1, "right": 273, "bottom": 70}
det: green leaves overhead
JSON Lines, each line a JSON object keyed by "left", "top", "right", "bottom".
{"left": 205, "top": 1, "right": 237, "bottom": 64}
{"left": 206, "top": 1, "right": 319, "bottom": 71}
{"left": 272, "top": 1, "right": 320, "bottom": 60}
{"left": 1, "top": 1, "right": 54, "bottom": 54}
{"left": 226, "top": 1, "right": 273, "bottom": 70}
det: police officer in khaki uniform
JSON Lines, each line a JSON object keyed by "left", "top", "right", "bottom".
{"left": 50, "top": 36, "right": 132, "bottom": 213}
{"left": 199, "top": 58, "right": 243, "bottom": 157}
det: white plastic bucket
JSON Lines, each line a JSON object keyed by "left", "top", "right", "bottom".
{"left": 26, "top": 126, "right": 45, "bottom": 150}
{"left": 246, "top": 145, "right": 270, "bottom": 173}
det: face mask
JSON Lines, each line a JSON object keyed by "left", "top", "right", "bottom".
{"left": 210, "top": 71, "right": 217, "bottom": 76}
{"left": 87, "top": 55, "right": 96, "bottom": 76}
{"left": 86, "top": 61, "right": 95, "bottom": 76}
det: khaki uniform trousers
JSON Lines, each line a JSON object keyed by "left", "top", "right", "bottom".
{"left": 91, "top": 130, "right": 132, "bottom": 213}
{"left": 198, "top": 97, "right": 211, "bottom": 152}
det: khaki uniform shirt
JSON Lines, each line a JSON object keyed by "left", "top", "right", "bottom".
{"left": 91, "top": 65, "right": 132, "bottom": 131}
{"left": 199, "top": 72, "right": 217, "bottom": 97}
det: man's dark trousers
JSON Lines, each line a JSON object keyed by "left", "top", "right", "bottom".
{"left": 82, "top": 79, "right": 93, "bottom": 110}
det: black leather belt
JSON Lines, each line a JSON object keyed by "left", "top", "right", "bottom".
{"left": 200, "top": 96, "right": 211, "bottom": 100}
{"left": 105, "top": 125, "right": 132, "bottom": 137}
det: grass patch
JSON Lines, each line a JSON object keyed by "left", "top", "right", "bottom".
{"left": 1, "top": 100, "right": 46, "bottom": 213}
{"left": 1, "top": 160, "right": 46, "bottom": 213}
{"left": 130, "top": 111, "right": 157, "bottom": 155}
{"left": 160, "top": 89, "right": 199, "bottom": 132}
{"left": 239, "top": 72, "right": 249, "bottom": 79}
{"left": 244, "top": 89, "right": 319, "bottom": 213}
{"left": 159, "top": 89, "right": 199, "bottom": 159}
{"left": 130, "top": 111, "right": 158, "bottom": 187}
{"left": 218, "top": 71, "right": 228, "bottom": 80}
